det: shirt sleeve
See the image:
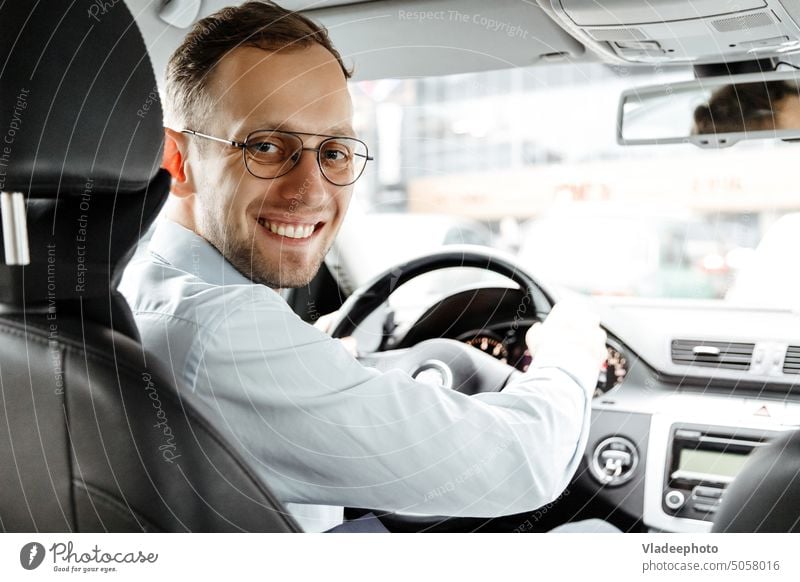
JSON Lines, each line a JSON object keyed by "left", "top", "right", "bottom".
{"left": 184, "top": 286, "right": 596, "bottom": 518}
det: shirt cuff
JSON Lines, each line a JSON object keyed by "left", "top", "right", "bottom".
{"left": 528, "top": 347, "right": 601, "bottom": 398}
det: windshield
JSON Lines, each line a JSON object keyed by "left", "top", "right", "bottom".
{"left": 348, "top": 62, "right": 800, "bottom": 310}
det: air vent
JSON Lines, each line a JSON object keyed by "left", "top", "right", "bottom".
{"left": 711, "top": 11, "right": 774, "bottom": 33}
{"left": 671, "top": 340, "right": 755, "bottom": 370}
{"left": 784, "top": 346, "right": 800, "bottom": 374}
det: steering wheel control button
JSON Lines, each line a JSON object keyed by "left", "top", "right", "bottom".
{"left": 664, "top": 490, "right": 686, "bottom": 511}
{"left": 411, "top": 360, "right": 453, "bottom": 390}
{"left": 589, "top": 436, "right": 639, "bottom": 486}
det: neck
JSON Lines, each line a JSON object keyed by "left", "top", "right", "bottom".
{"left": 163, "top": 195, "right": 197, "bottom": 232}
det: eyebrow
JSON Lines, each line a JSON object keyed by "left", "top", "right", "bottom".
{"left": 244, "top": 122, "right": 356, "bottom": 137}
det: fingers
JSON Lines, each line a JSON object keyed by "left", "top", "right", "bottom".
{"left": 313, "top": 311, "right": 358, "bottom": 356}
{"left": 339, "top": 336, "right": 358, "bottom": 357}
{"left": 313, "top": 311, "right": 338, "bottom": 334}
{"left": 526, "top": 297, "right": 608, "bottom": 371}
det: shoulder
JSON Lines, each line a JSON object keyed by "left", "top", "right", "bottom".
{"left": 120, "top": 251, "right": 290, "bottom": 334}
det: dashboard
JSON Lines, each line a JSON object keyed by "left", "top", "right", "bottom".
{"left": 455, "top": 327, "right": 629, "bottom": 398}
{"left": 393, "top": 287, "right": 629, "bottom": 397}
{"left": 385, "top": 285, "right": 800, "bottom": 532}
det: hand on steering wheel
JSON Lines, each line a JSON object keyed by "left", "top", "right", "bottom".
{"left": 327, "top": 246, "right": 568, "bottom": 394}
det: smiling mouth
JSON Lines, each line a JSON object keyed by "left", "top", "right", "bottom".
{"left": 256, "top": 217, "right": 323, "bottom": 240}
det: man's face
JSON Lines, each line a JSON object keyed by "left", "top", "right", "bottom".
{"left": 185, "top": 44, "right": 355, "bottom": 288}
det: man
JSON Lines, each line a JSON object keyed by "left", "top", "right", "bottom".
{"left": 692, "top": 80, "right": 800, "bottom": 134}
{"left": 119, "top": 0, "right": 608, "bottom": 532}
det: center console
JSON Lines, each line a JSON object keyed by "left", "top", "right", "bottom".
{"left": 644, "top": 414, "right": 784, "bottom": 532}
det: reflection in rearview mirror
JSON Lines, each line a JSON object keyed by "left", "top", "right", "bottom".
{"left": 618, "top": 71, "right": 800, "bottom": 148}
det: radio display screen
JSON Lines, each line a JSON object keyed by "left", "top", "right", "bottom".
{"left": 678, "top": 448, "right": 751, "bottom": 479}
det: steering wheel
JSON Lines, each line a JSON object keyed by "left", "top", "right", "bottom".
{"left": 329, "top": 245, "right": 557, "bottom": 395}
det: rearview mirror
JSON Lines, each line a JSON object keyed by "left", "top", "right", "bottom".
{"left": 618, "top": 70, "right": 800, "bottom": 148}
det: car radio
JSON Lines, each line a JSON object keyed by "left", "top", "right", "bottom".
{"left": 660, "top": 423, "right": 774, "bottom": 522}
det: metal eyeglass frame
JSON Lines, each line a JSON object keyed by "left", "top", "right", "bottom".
{"left": 181, "top": 128, "right": 373, "bottom": 186}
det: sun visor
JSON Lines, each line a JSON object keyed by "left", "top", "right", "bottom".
{"left": 539, "top": 0, "right": 800, "bottom": 64}
{"left": 305, "top": 0, "right": 585, "bottom": 81}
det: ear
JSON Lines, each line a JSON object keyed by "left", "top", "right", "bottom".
{"left": 162, "top": 127, "right": 193, "bottom": 197}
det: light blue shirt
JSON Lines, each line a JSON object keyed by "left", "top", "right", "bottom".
{"left": 119, "top": 219, "right": 597, "bottom": 532}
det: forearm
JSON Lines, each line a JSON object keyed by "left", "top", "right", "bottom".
{"left": 192, "top": 299, "right": 596, "bottom": 517}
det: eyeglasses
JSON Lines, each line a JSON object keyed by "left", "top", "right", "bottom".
{"left": 181, "top": 128, "right": 373, "bottom": 186}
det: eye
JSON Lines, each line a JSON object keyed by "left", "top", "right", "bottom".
{"left": 250, "top": 141, "right": 279, "bottom": 154}
{"left": 244, "top": 131, "right": 300, "bottom": 162}
{"left": 324, "top": 148, "right": 348, "bottom": 161}
{"left": 245, "top": 137, "right": 294, "bottom": 166}
{"left": 321, "top": 141, "right": 352, "bottom": 164}
{"left": 253, "top": 142, "right": 274, "bottom": 153}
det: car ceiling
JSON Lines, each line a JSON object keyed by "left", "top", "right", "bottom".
{"left": 128, "top": 0, "right": 592, "bottom": 85}
{"left": 129, "top": 0, "right": 800, "bottom": 86}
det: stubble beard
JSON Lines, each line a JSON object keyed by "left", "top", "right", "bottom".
{"left": 200, "top": 210, "right": 326, "bottom": 288}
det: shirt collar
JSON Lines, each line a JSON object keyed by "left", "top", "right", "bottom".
{"left": 148, "top": 218, "right": 253, "bottom": 287}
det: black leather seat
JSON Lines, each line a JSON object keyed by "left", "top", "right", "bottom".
{"left": 712, "top": 429, "right": 800, "bottom": 533}
{"left": 0, "top": 1, "right": 299, "bottom": 532}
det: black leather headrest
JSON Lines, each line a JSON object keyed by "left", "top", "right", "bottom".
{"left": 713, "top": 429, "right": 800, "bottom": 532}
{"left": 0, "top": 1, "right": 169, "bottom": 336}
{"left": 0, "top": 1, "right": 164, "bottom": 195}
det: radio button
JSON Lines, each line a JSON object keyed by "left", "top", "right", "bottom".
{"left": 590, "top": 436, "right": 639, "bottom": 486}
{"left": 664, "top": 490, "right": 686, "bottom": 510}
{"left": 692, "top": 485, "right": 723, "bottom": 499}
{"left": 693, "top": 502, "right": 719, "bottom": 514}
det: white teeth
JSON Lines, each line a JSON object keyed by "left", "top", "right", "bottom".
{"left": 259, "top": 219, "right": 317, "bottom": 239}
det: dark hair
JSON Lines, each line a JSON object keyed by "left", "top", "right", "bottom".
{"left": 165, "top": 1, "right": 351, "bottom": 128}
{"left": 692, "top": 81, "right": 797, "bottom": 134}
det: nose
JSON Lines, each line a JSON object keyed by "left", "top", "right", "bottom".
{"left": 276, "top": 148, "right": 330, "bottom": 208}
